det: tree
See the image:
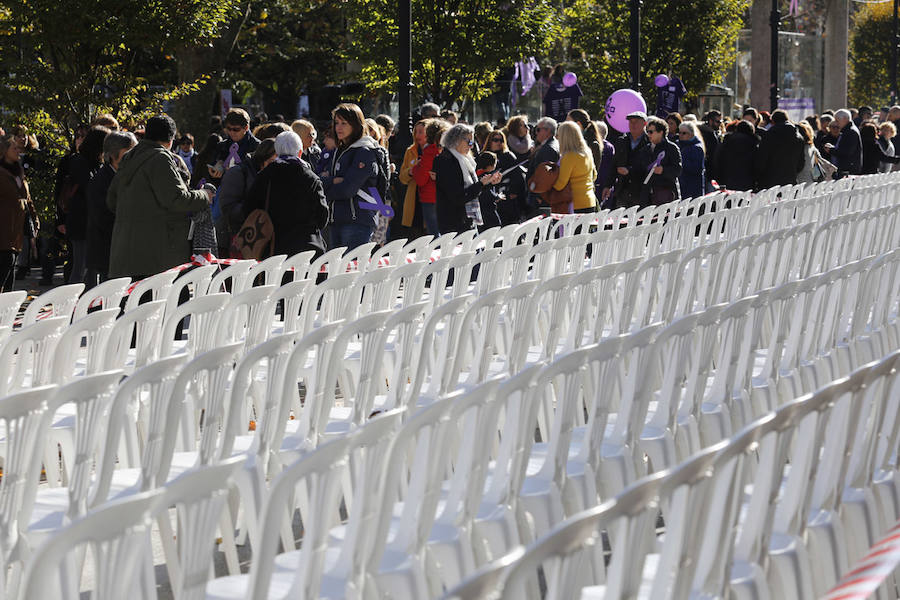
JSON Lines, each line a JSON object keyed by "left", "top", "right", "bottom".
{"left": 565, "top": 0, "right": 748, "bottom": 115}
{"left": 0, "top": 0, "right": 241, "bottom": 136}
{"left": 343, "top": 0, "right": 561, "bottom": 108}
{"left": 223, "top": 0, "right": 345, "bottom": 120}
{"left": 849, "top": 1, "right": 892, "bottom": 108}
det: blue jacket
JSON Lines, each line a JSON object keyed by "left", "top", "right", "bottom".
{"left": 321, "top": 136, "right": 380, "bottom": 227}
{"left": 677, "top": 136, "right": 706, "bottom": 200}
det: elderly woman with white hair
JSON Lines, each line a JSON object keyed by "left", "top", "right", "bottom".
{"left": 433, "top": 123, "right": 502, "bottom": 234}
{"left": 245, "top": 130, "right": 329, "bottom": 257}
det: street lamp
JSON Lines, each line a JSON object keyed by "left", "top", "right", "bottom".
{"left": 398, "top": 0, "right": 413, "bottom": 148}
{"left": 770, "top": 0, "right": 780, "bottom": 111}
{"left": 630, "top": 0, "right": 641, "bottom": 92}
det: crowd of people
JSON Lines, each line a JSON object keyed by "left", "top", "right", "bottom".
{"left": 2, "top": 98, "right": 898, "bottom": 294}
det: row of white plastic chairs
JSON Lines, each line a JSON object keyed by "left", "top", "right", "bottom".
{"left": 444, "top": 348, "right": 900, "bottom": 600}
{"left": 0, "top": 171, "right": 896, "bottom": 596}
{"left": 3, "top": 234, "right": 896, "bottom": 596}
{"left": 13, "top": 238, "right": 898, "bottom": 600}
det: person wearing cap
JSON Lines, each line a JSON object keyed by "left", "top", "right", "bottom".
{"left": 612, "top": 110, "right": 650, "bottom": 208}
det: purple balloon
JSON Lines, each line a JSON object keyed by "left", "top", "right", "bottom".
{"left": 604, "top": 89, "right": 648, "bottom": 134}
{"left": 654, "top": 74, "right": 669, "bottom": 88}
{"left": 563, "top": 72, "right": 578, "bottom": 88}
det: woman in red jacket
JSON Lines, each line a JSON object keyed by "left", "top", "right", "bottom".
{"left": 412, "top": 118, "right": 450, "bottom": 236}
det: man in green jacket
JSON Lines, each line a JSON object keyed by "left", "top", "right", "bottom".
{"left": 107, "top": 114, "right": 213, "bottom": 279}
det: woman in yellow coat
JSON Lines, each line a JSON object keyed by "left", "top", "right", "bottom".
{"left": 552, "top": 121, "right": 598, "bottom": 213}
{"left": 398, "top": 120, "right": 428, "bottom": 229}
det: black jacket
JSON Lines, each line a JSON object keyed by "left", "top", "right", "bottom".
{"left": 613, "top": 132, "right": 650, "bottom": 202}
{"left": 861, "top": 139, "right": 900, "bottom": 175}
{"left": 831, "top": 122, "right": 863, "bottom": 176}
{"left": 495, "top": 150, "right": 526, "bottom": 225}
{"left": 246, "top": 158, "right": 328, "bottom": 257}
{"left": 637, "top": 137, "right": 682, "bottom": 192}
{"left": 754, "top": 122, "right": 805, "bottom": 189}
{"left": 697, "top": 123, "right": 721, "bottom": 181}
{"left": 434, "top": 149, "right": 482, "bottom": 234}
{"left": 65, "top": 154, "right": 102, "bottom": 241}
{"left": 716, "top": 131, "right": 758, "bottom": 192}
{"left": 85, "top": 164, "right": 116, "bottom": 271}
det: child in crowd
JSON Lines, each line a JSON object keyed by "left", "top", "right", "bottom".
{"left": 475, "top": 152, "right": 502, "bottom": 230}
{"left": 176, "top": 133, "right": 197, "bottom": 174}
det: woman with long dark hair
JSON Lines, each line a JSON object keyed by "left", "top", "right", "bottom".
{"left": 0, "top": 134, "right": 34, "bottom": 291}
{"left": 321, "top": 103, "right": 381, "bottom": 250}
{"left": 64, "top": 125, "right": 109, "bottom": 283}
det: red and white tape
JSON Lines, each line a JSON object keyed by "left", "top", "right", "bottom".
{"left": 824, "top": 519, "right": 900, "bottom": 599}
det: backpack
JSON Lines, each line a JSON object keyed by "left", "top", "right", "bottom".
{"left": 373, "top": 151, "right": 392, "bottom": 208}
{"left": 230, "top": 181, "right": 274, "bottom": 260}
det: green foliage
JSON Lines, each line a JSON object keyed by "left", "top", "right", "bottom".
{"left": 566, "top": 0, "right": 748, "bottom": 115}
{"left": 849, "top": 1, "right": 892, "bottom": 108}
{"left": 344, "top": 0, "right": 562, "bottom": 108}
{"left": 0, "top": 0, "right": 237, "bottom": 134}
{"left": 225, "top": 0, "right": 344, "bottom": 114}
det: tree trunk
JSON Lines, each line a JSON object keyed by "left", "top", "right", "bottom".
{"left": 168, "top": 1, "right": 253, "bottom": 138}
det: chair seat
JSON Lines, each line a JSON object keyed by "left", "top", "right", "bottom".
{"left": 579, "top": 552, "right": 659, "bottom": 599}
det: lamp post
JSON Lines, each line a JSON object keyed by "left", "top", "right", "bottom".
{"left": 892, "top": 0, "right": 898, "bottom": 104}
{"left": 397, "top": 0, "right": 413, "bottom": 148}
{"left": 630, "top": 0, "right": 641, "bottom": 92}
{"left": 770, "top": 0, "right": 780, "bottom": 111}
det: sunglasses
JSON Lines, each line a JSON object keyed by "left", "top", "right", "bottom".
{"left": 678, "top": 130, "right": 691, "bottom": 135}
{"left": 491, "top": 137, "right": 503, "bottom": 142}
{"left": 646, "top": 128, "right": 664, "bottom": 134}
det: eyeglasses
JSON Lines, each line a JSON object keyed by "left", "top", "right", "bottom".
{"left": 678, "top": 130, "right": 691, "bottom": 136}
{"left": 226, "top": 126, "right": 244, "bottom": 132}
{"left": 491, "top": 137, "right": 503, "bottom": 142}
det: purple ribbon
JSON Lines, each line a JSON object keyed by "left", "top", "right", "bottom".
{"left": 788, "top": 0, "right": 799, "bottom": 16}
{"left": 357, "top": 187, "right": 394, "bottom": 217}
{"left": 224, "top": 142, "right": 241, "bottom": 169}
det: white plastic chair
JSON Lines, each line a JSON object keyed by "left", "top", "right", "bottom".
{"left": 281, "top": 250, "right": 317, "bottom": 282}
{"left": 123, "top": 270, "right": 178, "bottom": 313}
{"left": 160, "top": 292, "right": 231, "bottom": 357}
{"left": 163, "top": 264, "right": 218, "bottom": 320}
{"left": 338, "top": 241, "right": 377, "bottom": 273}
{"left": 71, "top": 277, "right": 129, "bottom": 321}
{"left": 387, "top": 260, "right": 428, "bottom": 309}
{"left": 307, "top": 246, "right": 347, "bottom": 279}
{"left": 20, "top": 283, "right": 83, "bottom": 326}
{"left": 401, "top": 234, "right": 435, "bottom": 262}
{"left": 222, "top": 284, "right": 276, "bottom": 350}
{"left": 50, "top": 307, "right": 120, "bottom": 382}
{"left": 0, "top": 316, "right": 68, "bottom": 394}
{"left": 299, "top": 271, "right": 360, "bottom": 333}
{"left": 247, "top": 253, "right": 287, "bottom": 286}
{"left": 269, "top": 278, "right": 313, "bottom": 336}
{"left": 208, "top": 260, "right": 255, "bottom": 294}
{"left": 0, "top": 290, "right": 25, "bottom": 329}
{"left": 102, "top": 299, "right": 166, "bottom": 373}
{"left": 370, "top": 237, "right": 408, "bottom": 268}
{"left": 20, "top": 488, "right": 163, "bottom": 600}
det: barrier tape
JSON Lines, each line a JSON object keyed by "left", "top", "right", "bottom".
{"left": 824, "top": 519, "right": 900, "bottom": 599}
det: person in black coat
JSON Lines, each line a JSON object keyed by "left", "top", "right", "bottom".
{"left": 246, "top": 131, "right": 328, "bottom": 257}
{"left": 636, "top": 116, "right": 682, "bottom": 206}
{"left": 753, "top": 110, "right": 804, "bottom": 190}
{"left": 484, "top": 129, "right": 526, "bottom": 225}
{"left": 525, "top": 118, "right": 560, "bottom": 216}
{"left": 698, "top": 111, "right": 722, "bottom": 189}
{"left": 716, "top": 120, "right": 759, "bottom": 191}
{"left": 65, "top": 125, "right": 109, "bottom": 283}
{"left": 84, "top": 131, "right": 137, "bottom": 288}
{"left": 613, "top": 112, "right": 650, "bottom": 208}
{"left": 827, "top": 109, "right": 863, "bottom": 177}
{"left": 433, "top": 124, "right": 501, "bottom": 234}
{"left": 860, "top": 122, "right": 900, "bottom": 174}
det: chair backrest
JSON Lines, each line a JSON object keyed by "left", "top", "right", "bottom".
{"left": 300, "top": 271, "right": 361, "bottom": 334}
{"left": 452, "top": 287, "right": 510, "bottom": 387}
{"left": 307, "top": 246, "right": 347, "bottom": 279}
{"left": 247, "top": 435, "right": 352, "bottom": 600}
{"left": 72, "top": 277, "right": 129, "bottom": 321}
{"left": 207, "top": 260, "right": 254, "bottom": 294}
{"left": 322, "top": 310, "right": 392, "bottom": 427}
{"left": 102, "top": 299, "right": 166, "bottom": 372}
{"left": 442, "top": 547, "right": 526, "bottom": 600}
{"left": 21, "top": 488, "right": 163, "bottom": 600}
{"left": 0, "top": 316, "right": 68, "bottom": 394}
{"left": 92, "top": 354, "right": 191, "bottom": 507}
{"left": 668, "top": 242, "right": 724, "bottom": 319}
{"left": 160, "top": 292, "right": 230, "bottom": 357}
{"left": 369, "top": 237, "right": 408, "bottom": 268}
{"left": 0, "top": 290, "right": 26, "bottom": 329}
{"left": 281, "top": 250, "right": 317, "bottom": 283}
{"left": 158, "top": 456, "right": 246, "bottom": 600}
{"left": 408, "top": 294, "right": 474, "bottom": 400}
{"left": 0, "top": 385, "right": 57, "bottom": 563}
{"left": 158, "top": 342, "right": 244, "bottom": 482}
{"left": 270, "top": 278, "right": 313, "bottom": 335}
{"left": 401, "top": 234, "right": 434, "bottom": 262}
{"left": 46, "top": 370, "right": 124, "bottom": 518}
{"left": 339, "top": 241, "right": 377, "bottom": 273}
{"left": 247, "top": 253, "right": 287, "bottom": 286}
{"left": 163, "top": 264, "right": 218, "bottom": 319}
{"left": 221, "top": 284, "right": 276, "bottom": 350}
{"left": 350, "top": 265, "right": 397, "bottom": 316}
{"left": 123, "top": 270, "right": 178, "bottom": 313}
{"left": 387, "top": 260, "right": 428, "bottom": 309}
{"left": 51, "top": 307, "right": 120, "bottom": 382}
{"left": 379, "top": 301, "right": 429, "bottom": 412}
{"left": 21, "top": 283, "right": 84, "bottom": 326}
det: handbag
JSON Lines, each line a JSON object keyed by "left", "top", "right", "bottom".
{"left": 230, "top": 182, "right": 275, "bottom": 260}
{"left": 813, "top": 150, "right": 837, "bottom": 182}
{"left": 543, "top": 183, "right": 574, "bottom": 214}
